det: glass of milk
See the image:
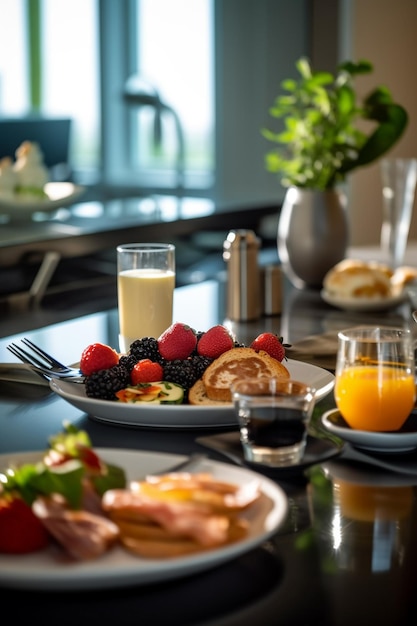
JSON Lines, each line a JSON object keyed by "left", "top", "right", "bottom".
{"left": 117, "top": 243, "right": 176, "bottom": 352}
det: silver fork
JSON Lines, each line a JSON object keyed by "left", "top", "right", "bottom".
{"left": 7, "top": 337, "right": 84, "bottom": 382}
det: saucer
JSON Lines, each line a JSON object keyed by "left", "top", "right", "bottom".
{"left": 321, "top": 409, "right": 417, "bottom": 453}
{"left": 320, "top": 289, "right": 406, "bottom": 312}
{"left": 196, "top": 431, "right": 343, "bottom": 477}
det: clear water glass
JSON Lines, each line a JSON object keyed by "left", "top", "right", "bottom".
{"left": 380, "top": 158, "right": 417, "bottom": 268}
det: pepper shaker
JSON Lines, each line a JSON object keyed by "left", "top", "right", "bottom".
{"left": 223, "top": 229, "right": 261, "bottom": 321}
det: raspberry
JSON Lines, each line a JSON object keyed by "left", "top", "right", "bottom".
{"left": 130, "top": 359, "right": 164, "bottom": 384}
{"left": 250, "top": 333, "right": 286, "bottom": 362}
{"left": 197, "top": 325, "right": 234, "bottom": 359}
{"left": 158, "top": 322, "right": 197, "bottom": 360}
{"left": 80, "top": 343, "right": 119, "bottom": 376}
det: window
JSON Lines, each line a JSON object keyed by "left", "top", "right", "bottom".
{"left": 0, "top": 1, "right": 316, "bottom": 204}
{"left": 0, "top": 0, "right": 99, "bottom": 174}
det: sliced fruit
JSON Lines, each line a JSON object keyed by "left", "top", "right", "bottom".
{"left": 115, "top": 381, "right": 184, "bottom": 404}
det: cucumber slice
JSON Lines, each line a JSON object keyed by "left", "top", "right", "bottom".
{"left": 118, "top": 382, "right": 184, "bottom": 405}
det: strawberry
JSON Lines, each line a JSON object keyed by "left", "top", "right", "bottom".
{"left": 250, "top": 333, "right": 286, "bottom": 362}
{"left": 197, "top": 324, "right": 234, "bottom": 359}
{"left": 80, "top": 342, "right": 119, "bottom": 376}
{"left": 130, "top": 359, "right": 164, "bottom": 384}
{"left": 0, "top": 496, "right": 49, "bottom": 554}
{"left": 158, "top": 322, "right": 197, "bottom": 360}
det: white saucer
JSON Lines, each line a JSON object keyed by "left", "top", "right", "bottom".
{"left": 321, "top": 289, "right": 406, "bottom": 312}
{"left": 321, "top": 409, "right": 417, "bottom": 453}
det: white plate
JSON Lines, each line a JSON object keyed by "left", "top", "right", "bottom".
{"left": 322, "top": 409, "right": 417, "bottom": 453}
{"left": 321, "top": 289, "right": 406, "bottom": 312}
{"left": 49, "top": 359, "right": 335, "bottom": 429}
{"left": 0, "top": 448, "right": 288, "bottom": 590}
{"left": 0, "top": 182, "right": 85, "bottom": 218}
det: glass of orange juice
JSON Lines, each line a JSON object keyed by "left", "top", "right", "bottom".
{"left": 334, "top": 326, "right": 416, "bottom": 431}
{"left": 117, "top": 243, "right": 175, "bottom": 352}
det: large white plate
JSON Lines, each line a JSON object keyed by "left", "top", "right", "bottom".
{"left": 0, "top": 448, "right": 288, "bottom": 591}
{"left": 321, "top": 289, "right": 406, "bottom": 312}
{"left": 0, "top": 182, "right": 85, "bottom": 218}
{"left": 49, "top": 359, "right": 335, "bottom": 429}
{"left": 322, "top": 409, "right": 417, "bottom": 453}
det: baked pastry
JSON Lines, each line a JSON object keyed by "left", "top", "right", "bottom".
{"left": 0, "top": 156, "right": 17, "bottom": 197}
{"left": 201, "top": 347, "right": 290, "bottom": 403}
{"left": 323, "top": 259, "right": 393, "bottom": 299}
{"left": 13, "top": 141, "right": 49, "bottom": 198}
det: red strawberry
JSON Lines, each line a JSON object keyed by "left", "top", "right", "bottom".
{"left": 158, "top": 322, "right": 197, "bottom": 360}
{"left": 80, "top": 343, "right": 119, "bottom": 376}
{"left": 0, "top": 496, "right": 49, "bottom": 554}
{"left": 197, "top": 325, "right": 234, "bottom": 359}
{"left": 250, "top": 333, "right": 286, "bottom": 362}
{"left": 130, "top": 359, "right": 164, "bottom": 384}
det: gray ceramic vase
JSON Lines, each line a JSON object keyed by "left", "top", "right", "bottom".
{"left": 278, "top": 187, "right": 348, "bottom": 289}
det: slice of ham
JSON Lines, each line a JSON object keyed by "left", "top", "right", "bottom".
{"left": 33, "top": 495, "right": 119, "bottom": 560}
{"left": 102, "top": 490, "right": 231, "bottom": 546}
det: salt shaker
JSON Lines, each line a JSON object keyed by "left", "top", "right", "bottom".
{"left": 223, "top": 229, "right": 261, "bottom": 321}
{"left": 263, "top": 264, "right": 282, "bottom": 315}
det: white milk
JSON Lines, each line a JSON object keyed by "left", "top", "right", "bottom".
{"left": 118, "top": 268, "right": 175, "bottom": 352}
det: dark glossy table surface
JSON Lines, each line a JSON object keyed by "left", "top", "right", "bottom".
{"left": 1, "top": 279, "right": 417, "bottom": 625}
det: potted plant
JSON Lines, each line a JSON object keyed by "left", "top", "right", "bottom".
{"left": 262, "top": 58, "right": 408, "bottom": 288}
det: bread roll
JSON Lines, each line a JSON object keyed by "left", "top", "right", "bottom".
{"left": 323, "top": 259, "right": 392, "bottom": 299}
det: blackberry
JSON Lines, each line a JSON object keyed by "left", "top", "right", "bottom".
{"left": 189, "top": 354, "right": 213, "bottom": 378}
{"left": 234, "top": 340, "right": 246, "bottom": 348}
{"left": 129, "top": 337, "right": 162, "bottom": 363}
{"left": 163, "top": 359, "right": 200, "bottom": 390}
{"left": 118, "top": 354, "right": 138, "bottom": 372}
{"left": 85, "top": 365, "right": 130, "bottom": 401}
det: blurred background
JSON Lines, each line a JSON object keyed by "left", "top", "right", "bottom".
{"left": 0, "top": 0, "right": 416, "bottom": 245}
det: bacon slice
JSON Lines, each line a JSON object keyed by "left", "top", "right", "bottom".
{"left": 102, "top": 490, "right": 231, "bottom": 546}
{"left": 33, "top": 495, "right": 119, "bottom": 560}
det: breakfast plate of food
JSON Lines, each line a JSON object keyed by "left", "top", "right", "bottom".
{"left": 0, "top": 182, "right": 86, "bottom": 218}
{"left": 0, "top": 443, "right": 288, "bottom": 590}
{"left": 50, "top": 358, "right": 335, "bottom": 429}
{"left": 0, "top": 140, "right": 85, "bottom": 219}
{"left": 322, "top": 409, "right": 417, "bottom": 453}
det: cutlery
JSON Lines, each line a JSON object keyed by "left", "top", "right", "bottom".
{"left": 6, "top": 337, "right": 84, "bottom": 382}
{"left": 148, "top": 453, "right": 208, "bottom": 478}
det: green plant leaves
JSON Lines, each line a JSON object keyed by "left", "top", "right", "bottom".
{"left": 262, "top": 57, "right": 408, "bottom": 189}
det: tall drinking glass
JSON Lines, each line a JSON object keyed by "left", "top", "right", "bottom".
{"left": 380, "top": 157, "right": 417, "bottom": 268}
{"left": 334, "top": 326, "right": 415, "bottom": 432}
{"left": 117, "top": 243, "right": 175, "bottom": 352}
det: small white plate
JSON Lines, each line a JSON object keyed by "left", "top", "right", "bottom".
{"left": 49, "top": 359, "right": 335, "bottom": 429}
{"left": 0, "top": 182, "right": 85, "bottom": 219}
{"left": 0, "top": 448, "right": 288, "bottom": 591}
{"left": 322, "top": 409, "right": 417, "bottom": 453}
{"left": 321, "top": 289, "right": 406, "bottom": 312}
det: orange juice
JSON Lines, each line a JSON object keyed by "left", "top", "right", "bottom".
{"left": 118, "top": 268, "right": 175, "bottom": 352}
{"left": 336, "top": 480, "right": 413, "bottom": 521}
{"left": 334, "top": 365, "right": 415, "bottom": 431}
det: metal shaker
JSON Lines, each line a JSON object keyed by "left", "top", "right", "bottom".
{"left": 223, "top": 229, "right": 261, "bottom": 321}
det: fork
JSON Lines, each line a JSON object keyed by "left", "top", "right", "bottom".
{"left": 7, "top": 337, "right": 84, "bottom": 382}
